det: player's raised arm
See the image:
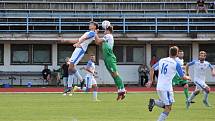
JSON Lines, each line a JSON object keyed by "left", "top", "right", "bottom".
{"left": 94, "top": 33, "right": 103, "bottom": 45}
{"left": 74, "top": 31, "right": 95, "bottom": 47}
{"left": 185, "top": 60, "right": 196, "bottom": 76}
{"left": 58, "top": 37, "right": 79, "bottom": 44}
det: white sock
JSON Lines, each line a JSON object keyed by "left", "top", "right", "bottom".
{"left": 203, "top": 91, "right": 209, "bottom": 102}
{"left": 188, "top": 92, "right": 196, "bottom": 102}
{"left": 74, "top": 70, "right": 83, "bottom": 81}
{"left": 93, "top": 91, "right": 97, "bottom": 100}
{"left": 82, "top": 87, "right": 87, "bottom": 92}
{"left": 157, "top": 112, "right": 169, "bottom": 121}
{"left": 68, "top": 75, "right": 74, "bottom": 88}
{"left": 121, "top": 88, "right": 126, "bottom": 92}
{"left": 155, "top": 100, "right": 165, "bottom": 108}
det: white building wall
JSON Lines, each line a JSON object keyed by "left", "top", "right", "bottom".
{"left": 0, "top": 42, "right": 215, "bottom": 85}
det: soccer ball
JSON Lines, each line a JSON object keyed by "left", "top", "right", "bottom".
{"left": 102, "top": 20, "right": 111, "bottom": 29}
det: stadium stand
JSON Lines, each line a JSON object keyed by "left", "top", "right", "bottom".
{"left": 0, "top": 1, "right": 215, "bottom": 33}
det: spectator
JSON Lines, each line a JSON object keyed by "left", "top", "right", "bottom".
{"left": 196, "top": 0, "right": 208, "bottom": 13}
{"left": 62, "top": 57, "right": 70, "bottom": 95}
{"left": 209, "top": 2, "right": 215, "bottom": 9}
{"left": 150, "top": 55, "right": 159, "bottom": 80}
{"left": 42, "top": 65, "right": 51, "bottom": 85}
{"left": 138, "top": 64, "right": 149, "bottom": 86}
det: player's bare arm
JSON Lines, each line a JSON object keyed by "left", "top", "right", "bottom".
{"left": 182, "top": 75, "right": 191, "bottom": 81}
{"left": 94, "top": 34, "right": 103, "bottom": 45}
{"left": 80, "top": 66, "right": 94, "bottom": 75}
{"left": 73, "top": 33, "right": 88, "bottom": 48}
{"left": 211, "top": 67, "right": 215, "bottom": 76}
{"left": 185, "top": 63, "right": 190, "bottom": 76}
{"left": 146, "top": 67, "right": 155, "bottom": 88}
{"left": 58, "top": 37, "right": 79, "bottom": 43}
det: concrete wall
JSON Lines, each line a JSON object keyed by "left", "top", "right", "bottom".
{"left": 1, "top": 40, "right": 215, "bottom": 85}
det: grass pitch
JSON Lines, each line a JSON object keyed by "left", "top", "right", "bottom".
{"left": 0, "top": 92, "right": 214, "bottom": 121}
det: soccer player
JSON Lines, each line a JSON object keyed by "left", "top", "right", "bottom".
{"left": 146, "top": 46, "right": 191, "bottom": 121}
{"left": 62, "top": 21, "right": 99, "bottom": 94}
{"left": 172, "top": 50, "right": 191, "bottom": 102}
{"left": 186, "top": 51, "right": 215, "bottom": 108}
{"left": 73, "top": 54, "right": 99, "bottom": 101}
{"left": 94, "top": 25, "right": 126, "bottom": 101}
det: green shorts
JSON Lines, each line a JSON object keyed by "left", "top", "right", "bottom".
{"left": 172, "top": 74, "right": 188, "bottom": 86}
{"left": 102, "top": 42, "right": 118, "bottom": 73}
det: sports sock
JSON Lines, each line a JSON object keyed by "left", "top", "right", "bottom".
{"left": 76, "top": 86, "right": 87, "bottom": 92}
{"left": 183, "top": 88, "right": 189, "bottom": 100}
{"left": 203, "top": 91, "right": 209, "bottom": 102}
{"left": 93, "top": 91, "right": 97, "bottom": 100}
{"left": 74, "top": 70, "right": 83, "bottom": 81}
{"left": 188, "top": 92, "right": 196, "bottom": 102}
{"left": 113, "top": 75, "right": 125, "bottom": 90}
{"left": 67, "top": 74, "right": 74, "bottom": 90}
{"left": 157, "top": 112, "right": 169, "bottom": 121}
{"left": 155, "top": 100, "right": 165, "bottom": 108}
{"left": 64, "top": 86, "right": 67, "bottom": 92}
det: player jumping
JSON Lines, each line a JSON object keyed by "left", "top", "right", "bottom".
{"left": 73, "top": 54, "right": 99, "bottom": 101}
{"left": 172, "top": 50, "right": 193, "bottom": 103}
{"left": 94, "top": 25, "right": 126, "bottom": 101}
{"left": 185, "top": 51, "right": 215, "bottom": 109}
{"left": 62, "top": 21, "right": 99, "bottom": 94}
{"left": 146, "top": 46, "right": 191, "bottom": 121}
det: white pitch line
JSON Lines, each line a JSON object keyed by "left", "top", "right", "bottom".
{"left": 1, "top": 91, "right": 215, "bottom": 94}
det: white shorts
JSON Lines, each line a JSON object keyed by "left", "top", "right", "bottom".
{"left": 70, "top": 47, "right": 85, "bottom": 65}
{"left": 194, "top": 81, "right": 208, "bottom": 91}
{"left": 85, "top": 75, "right": 97, "bottom": 89}
{"left": 157, "top": 90, "right": 175, "bottom": 106}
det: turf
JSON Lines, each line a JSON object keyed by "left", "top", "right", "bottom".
{"left": 0, "top": 92, "right": 214, "bottom": 121}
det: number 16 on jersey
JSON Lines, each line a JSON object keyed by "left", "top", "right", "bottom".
{"left": 161, "top": 63, "right": 168, "bottom": 75}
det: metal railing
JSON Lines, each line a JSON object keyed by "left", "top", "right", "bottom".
{"left": 0, "top": 1, "right": 215, "bottom": 10}
{"left": 0, "top": 13, "right": 214, "bottom": 33}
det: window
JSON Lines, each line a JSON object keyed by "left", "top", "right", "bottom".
{"left": 199, "top": 44, "right": 215, "bottom": 64}
{"left": 151, "top": 44, "right": 192, "bottom": 63}
{"left": 57, "top": 44, "right": 74, "bottom": 64}
{"left": 113, "top": 46, "right": 124, "bottom": 62}
{"left": 11, "top": 44, "right": 31, "bottom": 64}
{"left": 151, "top": 45, "right": 169, "bottom": 60}
{"left": 113, "top": 45, "right": 146, "bottom": 64}
{"left": 11, "top": 44, "right": 52, "bottom": 65}
{"left": 126, "top": 46, "right": 145, "bottom": 63}
{"left": 33, "top": 44, "right": 52, "bottom": 64}
{"left": 0, "top": 44, "right": 4, "bottom": 64}
{"left": 57, "top": 44, "right": 98, "bottom": 65}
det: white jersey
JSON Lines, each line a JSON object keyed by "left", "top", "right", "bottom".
{"left": 102, "top": 34, "right": 114, "bottom": 50}
{"left": 175, "top": 57, "right": 185, "bottom": 72}
{"left": 79, "top": 31, "right": 96, "bottom": 51}
{"left": 188, "top": 60, "right": 213, "bottom": 83}
{"left": 85, "top": 60, "right": 97, "bottom": 88}
{"left": 86, "top": 60, "right": 96, "bottom": 76}
{"left": 175, "top": 57, "right": 184, "bottom": 66}
{"left": 153, "top": 57, "right": 184, "bottom": 91}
